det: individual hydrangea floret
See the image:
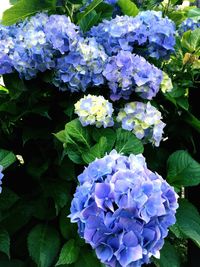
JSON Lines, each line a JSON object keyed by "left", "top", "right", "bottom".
{"left": 103, "top": 50, "right": 163, "bottom": 101}
{"left": 44, "top": 15, "right": 79, "bottom": 54}
{"left": 74, "top": 94, "right": 114, "bottom": 128}
{"left": 0, "top": 165, "right": 4, "bottom": 193}
{"left": 89, "top": 11, "right": 176, "bottom": 59}
{"left": 160, "top": 72, "right": 173, "bottom": 93}
{"left": 117, "top": 101, "right": 166, "bottom": 146}
{"left": 69, "top": 150, "right": 179, "bottom": 267}
{"left": 178, "top": 18, "right": 200, "bottom": 35}
{"left": 53, "top": 37, "right": 108, "bottom": 92}
{"left": 0, "top": 25, "right": 15, "bottom": 75}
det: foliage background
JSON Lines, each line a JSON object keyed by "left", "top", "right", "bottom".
{"left": 0, "top": 0, "right": 200, "bottom": 267}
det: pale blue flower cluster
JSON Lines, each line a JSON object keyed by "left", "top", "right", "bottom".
{"left": 75, "top": 94, "right": 114, "bottom": 128}
{"left": 53, "top": 38, "right": 108, "bottom": 92}
{"left": 103, "top": 51, "right": 163, "bottom": 101}
{"left": 1, "top": 13, "right": 80, "bottom": 80}
{"left": 90, "top": 11, "right": 176, "bottom": 59}
{"left": 0, "top": 25, "right": 15, "bottom": 75}
{"left": 69, "top": 150, "right": 179, "bottom": 267}
{"left": 117, "top": 102, "right": 166, "bottom": 146}
{"left": 0, "top": 165, "right": 4, "bottom": 193}
{"left": 11, "top": 13, "right": 55, "bottom": 79}
{"left": 178, "top": 18, "right": 200, "bottom": 35}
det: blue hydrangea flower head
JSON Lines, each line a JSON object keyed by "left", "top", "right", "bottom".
{"left": 12, "top": 13, "right": 55, "bottom": 79}
{"left": 178, "top": 18, "right": 200, "bottom": 35}
{"left": 75, "top": 94, "right": 114, "bottom": 128}
{"left": 89, "top": 11, "right": 176, "bottom": 59}
{"left": 103, "top": 50, "right": 163, "bottom": 101}
{"left": 53, "top": 37, "right": 108, "bottom": 92}
{"left": 0, "top": 25, "right": 15, "bottom": 75}
{"left": 44, "top": 15, "right": 80, "bottom": 54}
{"left": 117, "top": 101, "right": 166, "bottom": 146}
{"left": 69, "top": 150, "right": 179, "bottom": 267}
{"left": 0, "top": 165, "right": 4, "bottom": 193}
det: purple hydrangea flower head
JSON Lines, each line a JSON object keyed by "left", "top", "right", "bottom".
{"left": 0, "top": 165, "right": 4, "bottom": 193}
{"left": 75, "top": 94, "right": 114, "bottom": 128}
{"left": 69, "top": 150, "right": 179, "bottom": 267}
{"left": 44, "top": 15, "right": 80, "bottom": 54}
{"left": 103, "top": 50, "right": 163, "bottom": 101}
{"left": 178, "top": 18, "right": 200, "bottom": 35}
{"left": 89, "top": 11, "right": 176, "bottom": 59}
{"left": 0, "top": 25, "right": 15, "bottom": 75}
{"left": 12, "top": 13, "right": 56, "bottom": 79}
{"left": 53, "top": 37, "right": 108, "bottom": 92}
{"left": 117, "top": 101, "right": 166, "bottom": 146}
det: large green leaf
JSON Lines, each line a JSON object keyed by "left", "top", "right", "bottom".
{"left": 0, "top": 228, "right": 10, "bottom": 258}
{"left": 56, "top": 239, "right": 80, "bottom": 266}
{"left": 0, "top": 149, "right": 16, "bottom": 170}
{"left": 115, "top": 129, "right": 144, "bottom": 155}
{"left": 184, "top": 112, "right": 200, "bottom": 134}
{"left": 175, "top": 199, "right": 200, "bottom": 247}
{"left": 64, "top": 119, "right": 91, "bottom": 149}
{"left": 167, "top": 150, "right": 200, "bottom": 187}
{"left": 82, "top": 136, "right": 107, "bottom": 164}
{"left": 79, "top": 10, "right": 101, "bottom": 32}
{"left": 92, "top": 127, "right": 116, "bottom": 152}
{"left": 182, "top": 28, "right": 200, "bottom": 54}
{"left": 0, "top": 188, "right": 19, "bottom": 211}
{"left": 27, "top": 224, "right": 60, "bottom": 267}
{"left": 117, "top": 0, "right": 139, "bottom": 17}
{"left": 77, "top": 0, "right": 103, "bottom": 22}
{"left": 188, "top": 8, "right": 200, "bottom": 20}
{"left": 75, "top": 248, "right": 102, "bottom": 267}
{"left": 154, "top": 241, "right": 180, "bottom": 267}
{"left": 2, "top": 0, "right": 57, "bottom": 25}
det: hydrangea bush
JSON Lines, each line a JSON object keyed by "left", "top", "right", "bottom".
{"left": 0, "top": 0, "right": 200, "bottom": 267}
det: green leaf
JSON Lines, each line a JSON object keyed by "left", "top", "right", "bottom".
{"left": 3, "top": 73, "right": 26, "bottom": 99}
{"left": 117, "top": 0, "right": 139, "bottom": 17}
{"left": 0, "top": 228, "right": 10, "bottom": 258}
{"left": 154, "top": 241, "right": 180, "bottom": 267}
{"left": 182, "top": 28, "right": 200, "bottom": 53}
{"left": 75, "top": 248, "right": 102, "bottom": 267}
{"left": 54, "top": 130, "right": 67, "bottom": 144}
{"left": 167, "top": 150, "right": 200, "bottom": 187}
{"left": 92, "top": 128, "right": 116, "bottom": 152}
{"left": 2, "top": 0, "right": 57, "bottom": 25}
{"left": 56, "top": 239, "right": 79, "bottom": 265}
{"left": 66, "top": 145, "right": 85, "bottom": 164}
{"left": 43, "top": 180, "right": 70, "bottom": 211}
{"left": 176, "top": 97, "right": 189, "bottom": 110}
{"left": 115, "top": 129, "right": 144, "bottom": 155}
{"left": 79, "top": 10, "right": 101, "bottom": 32}
{"left": 28, "top": 224, "right": 60, "bottom": 267}
{"left": 59, "top": 209, "right": 77, "bottom": 239}
{"left": 0, "top": 200, "right": 34, "bottom": 235}
{"left": 65, "top": 119, "right": 91, "bottom": 149}
{"left": 188, "top": 8, "right": 200, "bottom": 20}
{"left": 0, "top": 149, "right": 16, "bottom": 169}
{"left": 77, "top": 0, "right": 103, "bottom": 22}
{"left": 184, "top": 112, "right": 200, "bottom": 134}
{"left": 82, "top": 136, "right": 107, "bottom": 164}
{"left": 175, "top": 199, "right": 200, "bottom": 247}
{"left": 0, "top": 188, "right": 19, "bottom": 211}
